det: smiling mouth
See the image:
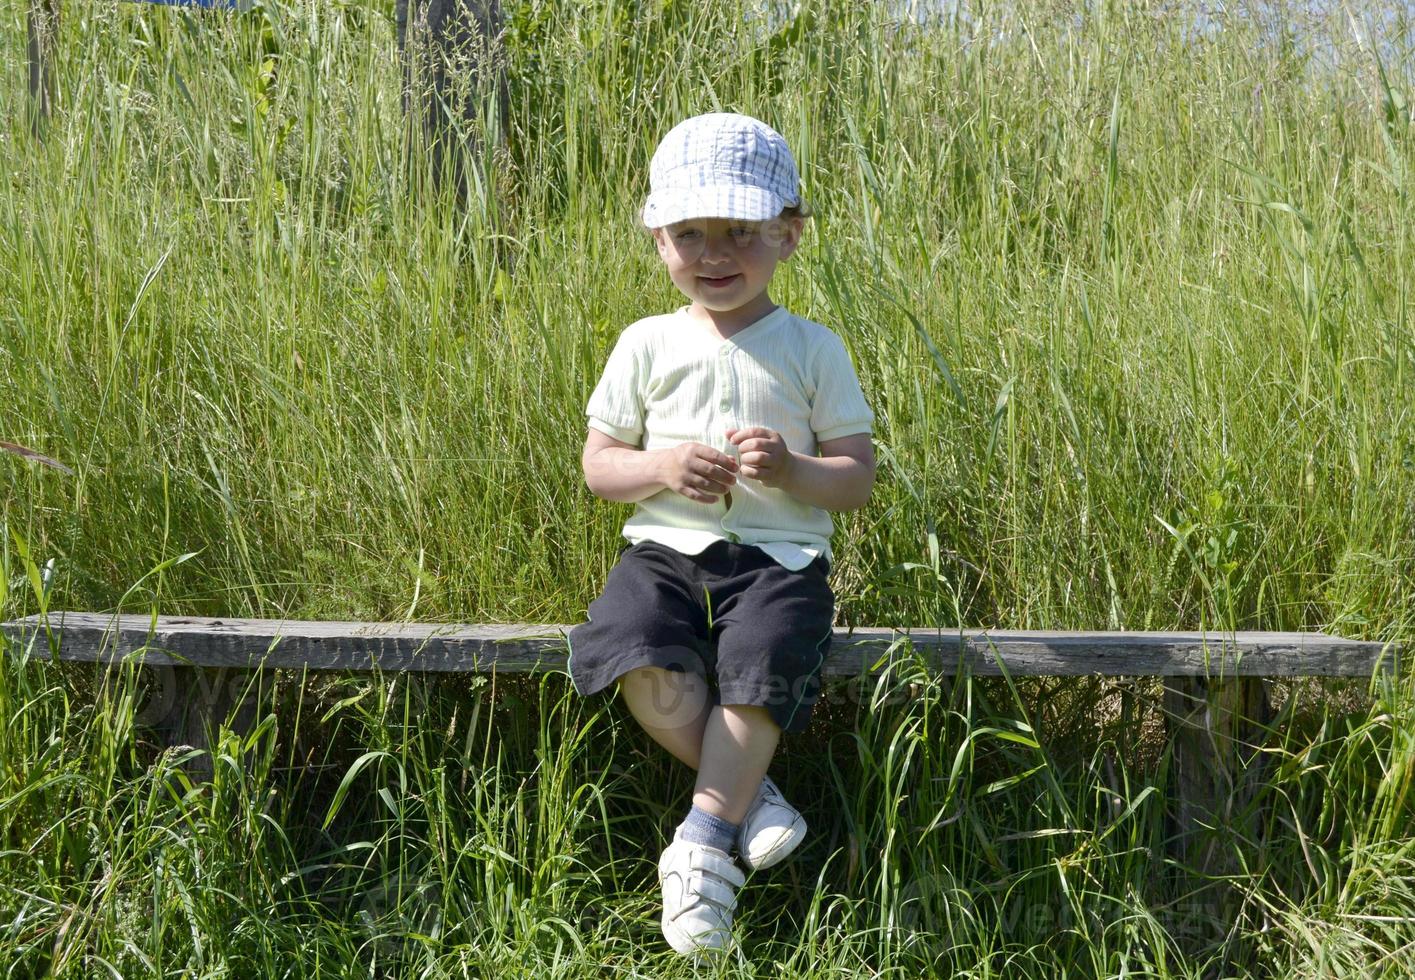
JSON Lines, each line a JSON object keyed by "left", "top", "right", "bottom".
{"left": 699, "top": 274, "right": 740, "bottom": 287}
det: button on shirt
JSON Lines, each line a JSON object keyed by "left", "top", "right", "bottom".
{"left": 585, "top": 306, "right": 874, "bottom": 570}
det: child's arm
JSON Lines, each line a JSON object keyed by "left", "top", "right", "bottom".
{"left": 727, "top": 428, "right": 875, "bottom": 512}
{"left": 583, "top": 428, "right": 740, "bottom": 505}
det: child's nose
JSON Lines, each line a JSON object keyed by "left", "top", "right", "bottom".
{"left": 701, "top": 236, "right": 731, "bottom": 262}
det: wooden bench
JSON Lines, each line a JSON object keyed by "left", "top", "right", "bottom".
{"left": 2, "top": 612, "right": 1400, "bottom": 880}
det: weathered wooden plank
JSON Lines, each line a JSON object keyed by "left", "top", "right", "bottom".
{"left": 1, "top": 614, "right": 1398, "bottom": 677}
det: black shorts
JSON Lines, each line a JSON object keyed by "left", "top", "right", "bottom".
{"left": 567, "top": 540, "right": 835, "bottom": 734}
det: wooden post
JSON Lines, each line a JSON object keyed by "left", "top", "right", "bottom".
{"left": 395, "top": 0, "right": 507, "bottom": 195}
{"left": 1164, "top": 675, "right": 1272, "bottom": 913}
{"left": 26, "top": 0, "right": 60, "bottom": 137}
{"left": 137, "top": 664, "right": 270, "bottom": 779}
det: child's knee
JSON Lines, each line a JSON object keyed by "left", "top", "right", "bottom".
{"left": 719, "top": 703, "right": 783, "bottom": 735}
{"left": 619, "top": 665, "right": 704, "bottom": 700}
{"left": 619, "top": 666, "right": 711, "bottom": 726}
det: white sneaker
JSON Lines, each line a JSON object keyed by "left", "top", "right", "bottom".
{"left": 737, "top": 775, "right": 807, "bottom": 871}
{"left": 658, "top": 830, "right": 746, "bottom": 957}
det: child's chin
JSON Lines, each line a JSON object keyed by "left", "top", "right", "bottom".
{"left": 696, "top": 286, "right": 757, "bottom": 309}
{"left": 698, "top": 298, "right": 751, "bottom": 314}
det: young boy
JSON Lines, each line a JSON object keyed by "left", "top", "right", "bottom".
{"left": 568, "top": 113, "right": 875, "bottom": 958}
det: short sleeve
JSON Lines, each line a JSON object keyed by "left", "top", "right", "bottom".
{"left": 810, "top": 333, "right": 874, "bottom": 443}
{"left": 586, "top": 328, "right": 646, "bottom": 445}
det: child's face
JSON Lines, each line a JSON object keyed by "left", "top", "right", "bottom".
{"left": 653, "top": 216, "right": 804, "bottom": 320}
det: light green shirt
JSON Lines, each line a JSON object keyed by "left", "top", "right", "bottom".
{"left": 586, "top": 306, "right": 874, "bottom": 571}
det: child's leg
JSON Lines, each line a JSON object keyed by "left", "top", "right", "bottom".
{"left": 619, "top": 668, "right": 777, "bottom": 823}
{"left": 618, "top": 666, "right": 712, "bottom": 768}
{"left": 693, "top": 705, "right": 779, "bottom": 824}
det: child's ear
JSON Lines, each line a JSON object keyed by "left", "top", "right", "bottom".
{"left": 776, "top": 216, "right": 806, "bottom": 260}
{"left": 651, "top": 226, "right": 670, "bottom": 260}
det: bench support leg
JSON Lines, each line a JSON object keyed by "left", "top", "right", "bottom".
{"left": 1164, "top": 676, "right": 1272, "bottom": 904}
{"left": 141, "top": 666, "right": 268, "bottom": 779}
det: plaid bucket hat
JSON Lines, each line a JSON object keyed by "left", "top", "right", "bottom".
{"left": 642, "top": 113, "right": 802, "bottom": 228}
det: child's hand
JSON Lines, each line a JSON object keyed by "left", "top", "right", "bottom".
{"left": 727, "top": 427, "right": 795, "bottom": 488}
{"left": 661, "top": 442, "right": 739, "bottom": 504}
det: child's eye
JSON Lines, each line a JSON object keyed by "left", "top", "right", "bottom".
{"left": 674, "top": 229, "right": 701, "bottom": 242}
{"left": 729, "top": 226, "right": 753, "bottom": 241}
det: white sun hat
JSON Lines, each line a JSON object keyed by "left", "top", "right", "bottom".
{"left": 642, "top": 113, "right": 802, "bottom": 229}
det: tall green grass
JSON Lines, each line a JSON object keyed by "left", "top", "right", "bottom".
{"left": 2, "top": 0, "right": 1413, "bottom": 975}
